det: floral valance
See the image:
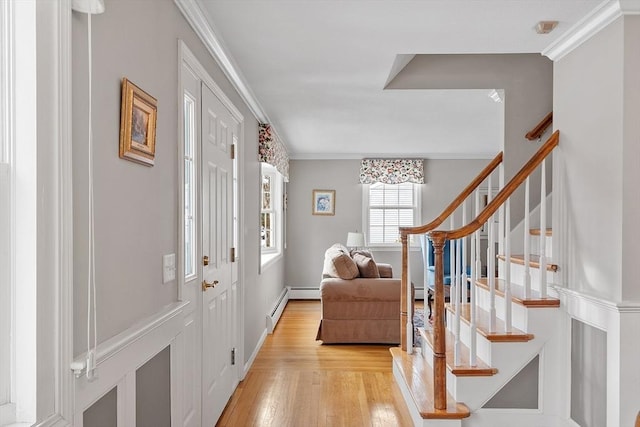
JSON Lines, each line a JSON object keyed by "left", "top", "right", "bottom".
{"left": 359, "top": 159, "right": 424, "bottom": 184}
{"left": 258, "top": 123, "right": 289, "bottom": 181}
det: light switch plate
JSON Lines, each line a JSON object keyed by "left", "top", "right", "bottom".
{"left": 163, "top": 253, "right": 176, "bottom": 284}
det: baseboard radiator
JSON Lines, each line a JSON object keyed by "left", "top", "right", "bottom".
{"left": 266, "top": 287, "right": 289, "bottom": 333}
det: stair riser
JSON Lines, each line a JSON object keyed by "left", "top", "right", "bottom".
{"left": 498, "top": 259, "right": 558, "bottom": 289}
{"left": 529, "top": 234, "right": 552, "bottom": 258}
{"left": 474, "top": 285, "right": 530, "bottom": 331}
{"left": 445, "top": 310, "right": 493, "bottom": 363}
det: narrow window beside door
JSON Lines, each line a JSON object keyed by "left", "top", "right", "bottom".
{"left": 183, "top": 94, "right": 196, "bottom": 278}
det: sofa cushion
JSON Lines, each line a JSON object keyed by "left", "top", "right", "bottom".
{"left": 323, "top": 244, "right": 359, "bottom": 280}
{"left": 351, "top": 251, "right": 380, "bottom": 278}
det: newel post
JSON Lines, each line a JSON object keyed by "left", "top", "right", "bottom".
{"left": 400, "top": 232, "right": 409, "bottom": 351}
{"left": 430, "top": 231, "right": 447, "bottom": 410}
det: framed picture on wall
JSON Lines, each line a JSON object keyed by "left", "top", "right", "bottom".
{"left": 119, "top": 78, "right": 157, "bottom": 166}
{"left": 312, "top": 189, "right": 335, "bottom": 216}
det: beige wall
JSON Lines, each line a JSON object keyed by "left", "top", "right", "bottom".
{"left": 285, "top": 158, "right": 488, "bottom": 288}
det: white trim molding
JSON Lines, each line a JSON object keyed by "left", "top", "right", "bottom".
{"left": 173, "top": 0, "right": 291, "bottom": 153}
{"left": 32, "top": 0, "right": 74, "bottom": 425}
{"left": 543, "top": 0, "right": 640, "bottom": 61}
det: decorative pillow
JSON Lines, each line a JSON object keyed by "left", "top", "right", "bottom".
{"left": 323, "top": 244, "right": 359, "bottom": 279}
{"left": 351, "top": 252, "right": 380, "bottom": 278}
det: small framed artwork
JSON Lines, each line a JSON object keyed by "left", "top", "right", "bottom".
{"left": 312, "top": 189, "right": 335, "bottom": 216}
{"left": 119, "top": 78, "right": 157, "bottom": 166}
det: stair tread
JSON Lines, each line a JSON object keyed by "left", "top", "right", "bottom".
{"left": 390, "top": 347, "right": 471, "bottom": 419}
{"left": 497, "top": 254, "right": 558, "bottom": 272}
{"left": 475, "top": 278, "right": 560, "bottom": 307}
{"left": 445, "top": 303, "right": 534, "bottom": 342}
{"left": 420, "top": 328, "right": 497, "bottom": 376}
{"left": 530, "top": 228, "right": 552, "bottom": 236}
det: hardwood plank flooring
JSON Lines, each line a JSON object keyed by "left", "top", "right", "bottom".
{"left": 216, "top": 300, "right": 413, "bottom": 427}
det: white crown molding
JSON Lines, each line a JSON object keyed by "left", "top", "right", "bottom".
{"left": 543, "top": 0, "right": 640, "bottom": 61}
{"left": 174, "top": 0, "right": 293, "bottom": 154}
{"left": 174, "top": 0, "right": 267, "bottom": 123}
{"left": 289, "top": 152, "right": 497, "bottom": 160}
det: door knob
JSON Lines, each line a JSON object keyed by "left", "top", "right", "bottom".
{"left": 202, "top": 280, "right": 219, "bottom": 292}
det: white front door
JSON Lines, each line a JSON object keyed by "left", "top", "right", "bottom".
{"left": 200, "top": 82, "right": 238, "bottom": 426}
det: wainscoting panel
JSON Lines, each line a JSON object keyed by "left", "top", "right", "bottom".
{"left": 72, "top": 302, "right": 187, "bottom": 427}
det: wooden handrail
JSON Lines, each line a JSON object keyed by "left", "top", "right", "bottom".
{"left": 399, "top": 151, "right": 503, "bottom": 237}
{"left": 525, "top": 112, "right": 553, "bottom": 141}
{"left": 431, "top": 130, "right": 559, "bottom": 242}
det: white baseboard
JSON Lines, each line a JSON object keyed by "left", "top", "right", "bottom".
{"left": 288, "top": 286, "right": 320, "bottom": 299}
{"left": 244, "top": 328, "right": 267, "bottom": 377}
{"left": 266, "top": 288, "right": 289, "bottom": 333}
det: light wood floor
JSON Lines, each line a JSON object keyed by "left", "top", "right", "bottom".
{"left": 216, "top": 300, "right": 414, "bottom": 427}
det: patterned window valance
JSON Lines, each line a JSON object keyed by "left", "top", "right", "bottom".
{"left": 359, "top": 159, "right": 424, "bottom": 184}
{"left": 258, "top": 123, "right": 289, "bottom": 181}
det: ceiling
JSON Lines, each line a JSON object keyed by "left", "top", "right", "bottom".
{"left": 196, "top": 0, "right": 602, "bottom": 159}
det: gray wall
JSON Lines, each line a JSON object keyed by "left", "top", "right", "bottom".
{"left": 554, "top": 18, "right": 628, "bottom": 301}
{"left": 285, "top": 158, "right": 488, "bottom": 288}
{"left": 136, "top": 346, "right": 171, "bottom": 427}
{"left": 83, "top": 387, "right": 117, "bottom": 427}
{"left": 387, "top": 54, "right": 553, "bottom": 230}
{"left": 571, "top": 319, "right": 607, "bottom": 427}
{"left": 72, "top": 0, "right": 285, "bottom": 364}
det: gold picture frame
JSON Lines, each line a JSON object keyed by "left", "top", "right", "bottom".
{"left": 119, "top": 78, "right": 157, "bottom": 166}
{"left": 312, "top": 189, "right": 335, "bottom": 216}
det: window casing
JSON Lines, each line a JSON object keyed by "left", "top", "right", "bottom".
{"left": 260, "top": 163, "right": 282, "bottom": 266}
{"left": 363, "top": 182, "right": 421, "bottom": 247}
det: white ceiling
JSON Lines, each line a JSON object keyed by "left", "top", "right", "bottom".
{"left": 196, "top": 0, "right": 602, "bottom": 159}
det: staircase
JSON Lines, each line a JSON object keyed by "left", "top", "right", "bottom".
{"left": 393, "top": 130, "right": 567, "bottom": 426}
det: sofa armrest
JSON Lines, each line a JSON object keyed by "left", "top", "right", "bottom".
{"left": 377, "top": 263, "right": 393, "bottom": 278}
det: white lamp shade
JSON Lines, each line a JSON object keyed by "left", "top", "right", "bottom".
{"left": 346, "top": 232, "right": 365, "bottom": 248}
{"left": 72, "top": 0, "right": 105, "bottom": 14}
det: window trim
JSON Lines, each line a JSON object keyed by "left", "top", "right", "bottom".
{"left": 362, "top": 182, "right": 421, "bottom": 250}
{"left": 260, "top": 163, "right": 282, "bottom": 268}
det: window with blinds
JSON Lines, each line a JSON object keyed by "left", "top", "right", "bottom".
{"left": 366, "top": 182, "right": 420, "bottom": 245}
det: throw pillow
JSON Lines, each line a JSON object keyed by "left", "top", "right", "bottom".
{"left": 351, "top": 252, "right": 380, "bottom": 278}
{"left": 323, "top": 245, "right": 359, "bottom": 280}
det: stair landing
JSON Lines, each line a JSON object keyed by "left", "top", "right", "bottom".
{"left": 390, "top": 347, "right": 470, "bottom": 420}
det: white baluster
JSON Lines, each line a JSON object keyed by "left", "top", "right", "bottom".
{"left": 539, "top": 159, "right": 547, "bottom": 298}
{"left": 524, "top": 177, "right": 531, "bottom": 299}
{"left": 454, "top": 235, "right": 461, "bottom": 366}
{"left": 450, "top": 216, "right": 460, "bottom": 366}
{"left": 505, "top": 198, "right": 512, "bottom": 332}
{"left": 498, "top": 163, "right": 505, "bottom": 265}
{"left": 462, "top": 201, "right": 468, "bottom": 305}
{"left": 471, "top": 189, "right": 480, "bottom": 367}
{"left": 487, "top": 176, "right": 496, "bottom": 332}
{"left": 406, "top": 236, "right": 413, "bottom": 354}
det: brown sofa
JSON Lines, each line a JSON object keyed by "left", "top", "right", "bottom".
{"left": 315, "top": 244, "right": 404, "bottom": 344}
